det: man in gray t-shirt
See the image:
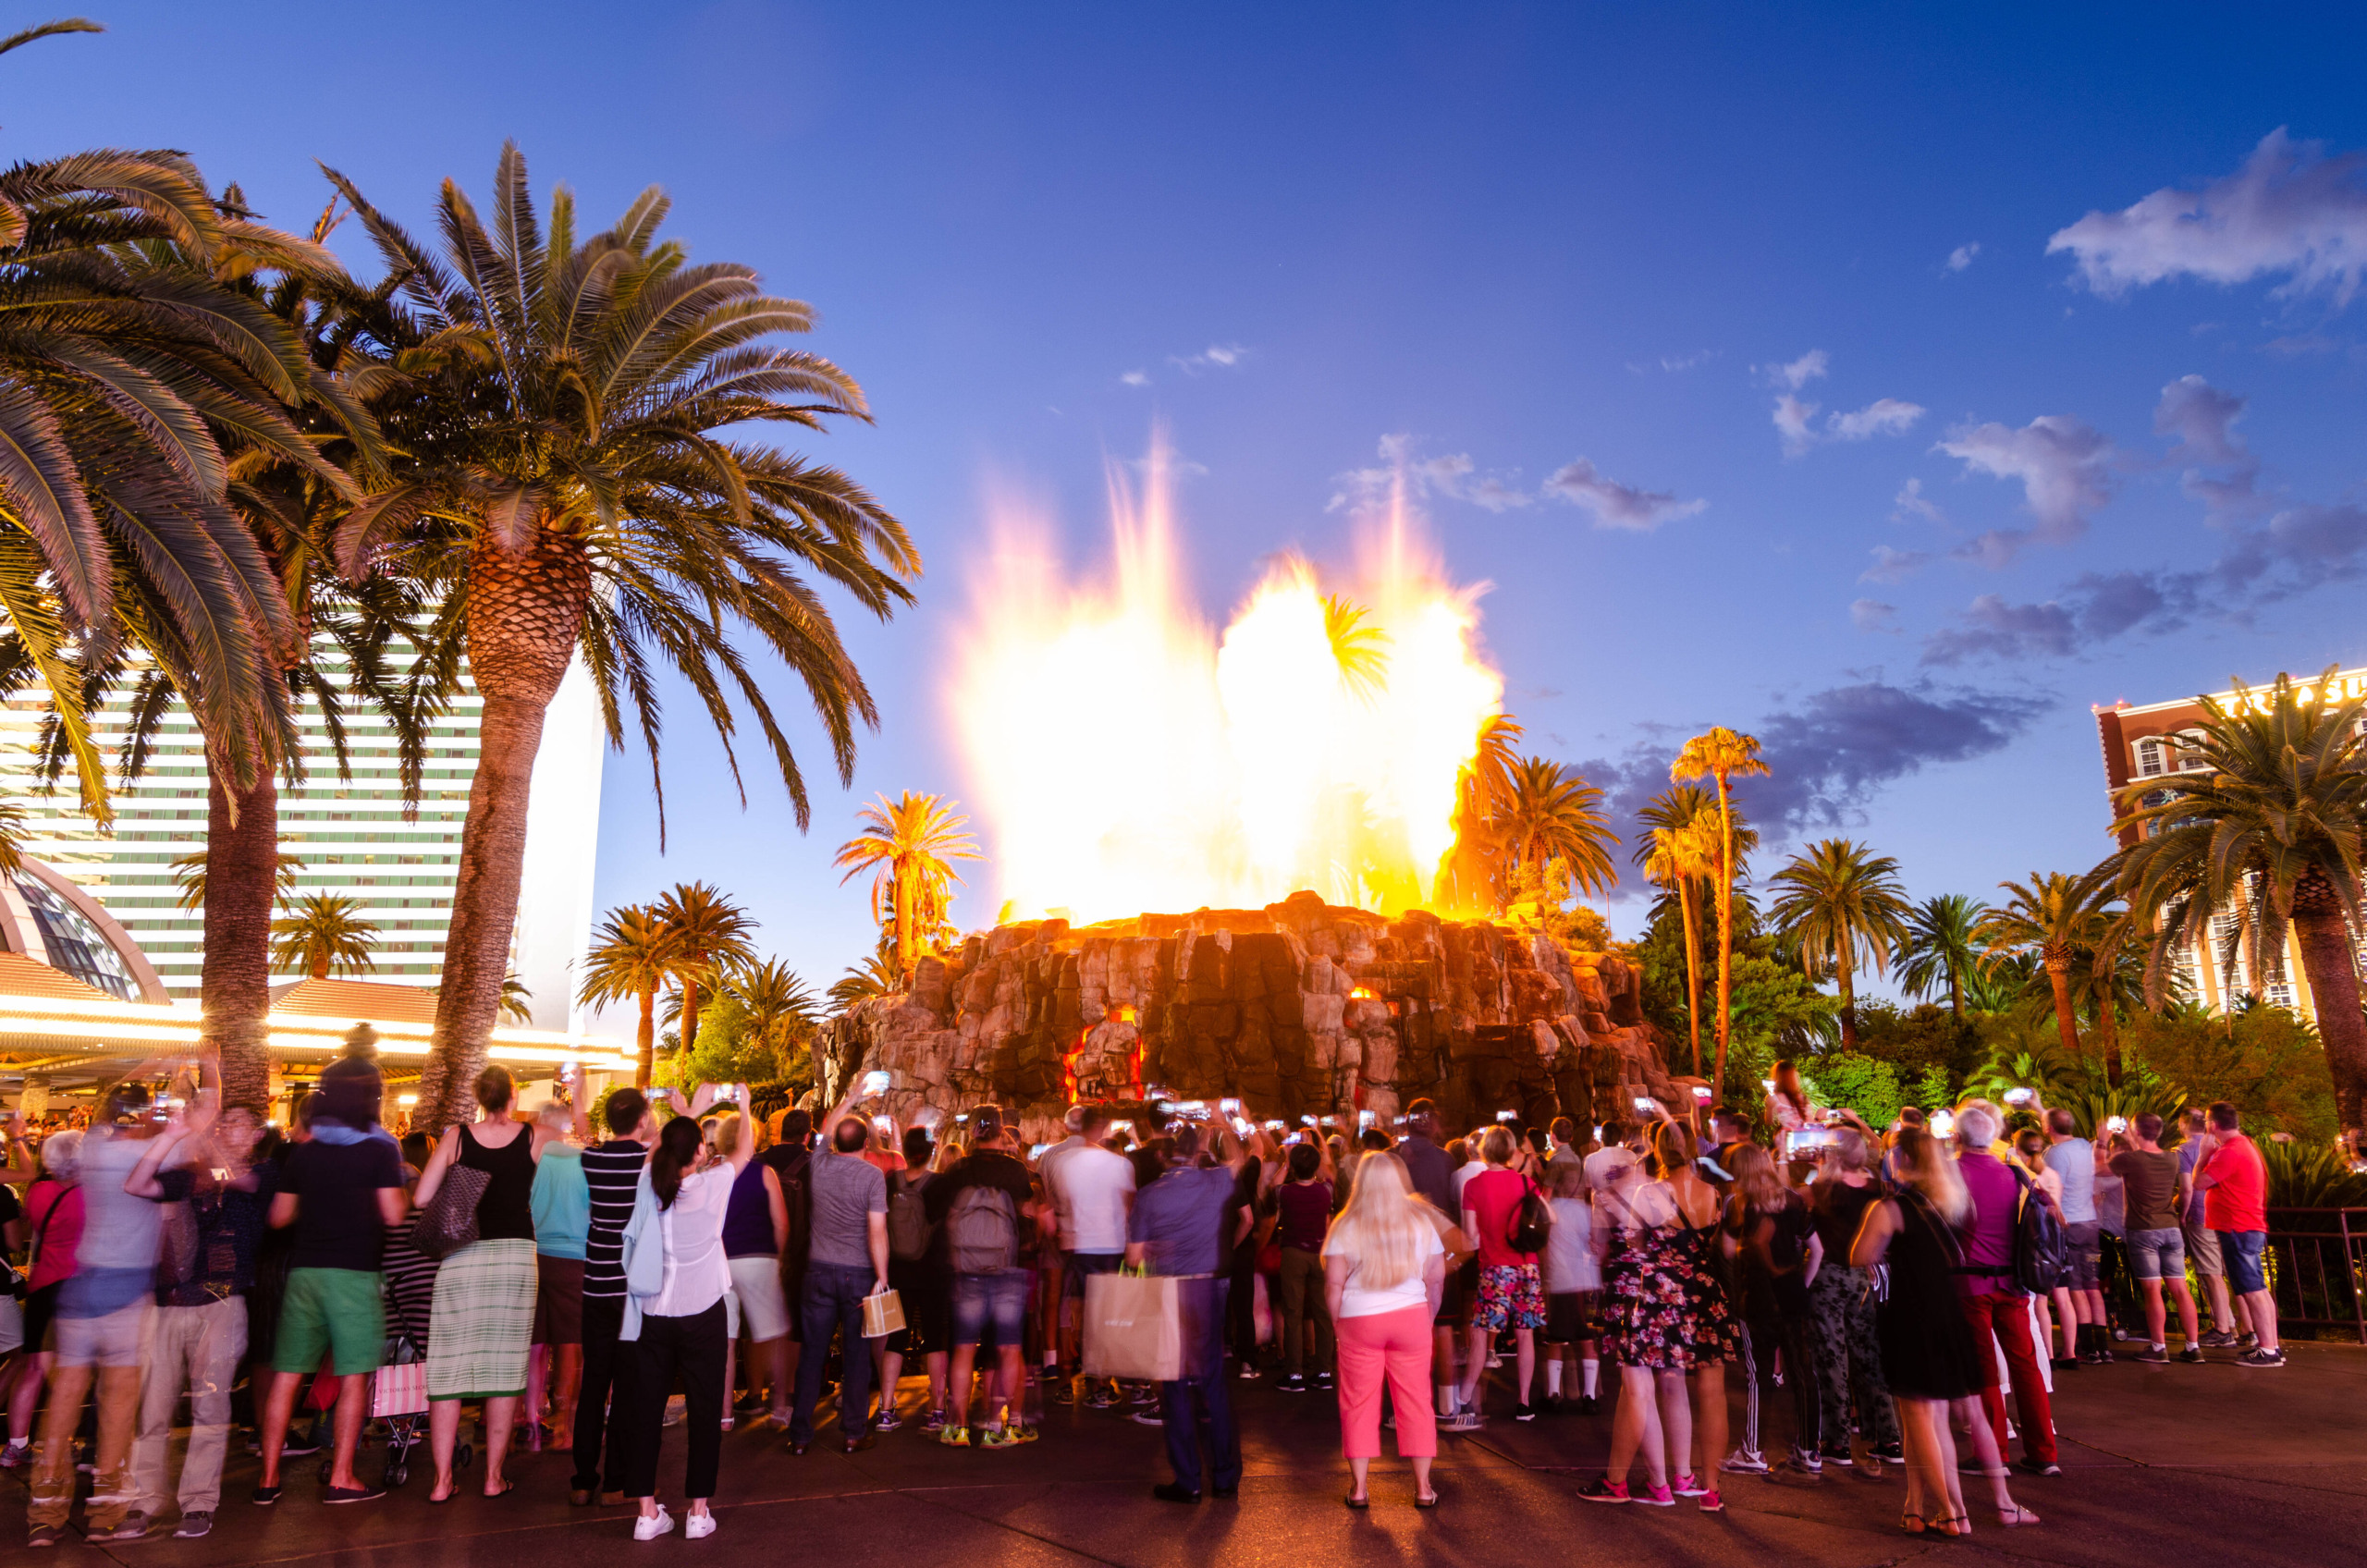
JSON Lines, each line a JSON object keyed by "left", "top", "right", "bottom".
{"left": 2042, "top": 1106, "right": 2109, "bottom": 1363}
{"left": 791, "top": 1097, "right": 890, "bottom": 1452}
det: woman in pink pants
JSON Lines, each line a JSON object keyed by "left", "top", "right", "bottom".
{"left": 1322, "top": 1152, "right": 1447, "bottom": 1509}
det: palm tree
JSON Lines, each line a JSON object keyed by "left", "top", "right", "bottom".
{"left": 652, "top": 882, "right": 756, "bottom": 1076}
{"left": 1435, "top": 711, "right": 1523, "bottom": 913}
{"left": 1898, "top": 893, "right": 1991, "bottom": 1021}
{"left": 1498, "top": 757, "right": 1618, "bottom": 897}
{"left": 2100, "top": 668, "right": 2367, "bottom": 1138}
{"left": 1978, "top": 872, "right": 2117, "bottom": 1073}
{"left": 1671, "top": 727, "right": 1769, "bottom": 1096}
{"left": 827, "top": 952, "right": 898, "bottom": 1013}
{"left": 1320, "top": 594, "right": 1390, "bottom": 702}
{"left": 834, "top": 791, "right": 984, "bottom": 977}
{"left": 1641, "top": 816, "right": 1719, "bottom": 1074}
{"left": 270, "top": 894, "right": 379, "bottom": 979}
{"left": 171, "top": 849, "right": 303, "bottom": 913}
{"left": 577, "top": 903, "right": 673, "bottom": 1087}
{"left": 730, "top": 957, "right": 818, "bottom": 1080}
{"left": 1768, "top": 839, "right": 1913, "bottom": 1051}
{"left": 498, "top": 974, "right": 533, "bottom": 1025}
{"left": 323, "top": 147, "right": 920, "bottom": 1127}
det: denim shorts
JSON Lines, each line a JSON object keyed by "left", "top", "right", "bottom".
{"left": 2127, "top": 1226, "right": 2187, "bottom": 1281}
{"left": 2064, "top": 1220, "right": 2103, "bottom": 1291}
{"left": 951, "top": 1268, "right": 1031, "bottom": 1349}
{"left": 2222, "top": 1230, "right": 2269, "bottom": 1295}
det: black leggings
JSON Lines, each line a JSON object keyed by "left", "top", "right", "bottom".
{"left": 624, "top": 1300, "right": 728, "bottom": 1501}
{"left": 1739, "top": 1313, "right": 1821, "bottom": 1460}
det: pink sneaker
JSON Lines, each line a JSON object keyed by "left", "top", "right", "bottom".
{"left": 1673, "top": 1472, "right": 1707, "bottom": 1497}
{"left": 1699, "top": 1489, "right": 1724, "bottom": 1513}
{"left": 1639, "top": 1483, "right": 1676, "bottom": 1507}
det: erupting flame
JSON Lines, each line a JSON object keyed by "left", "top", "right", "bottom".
{"left": 953, "top": 437, "right": 1503, "bottom": 925}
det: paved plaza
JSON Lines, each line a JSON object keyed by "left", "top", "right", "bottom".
{"left": 6, "top": 1337, "right": 2363, "bottom": 1567}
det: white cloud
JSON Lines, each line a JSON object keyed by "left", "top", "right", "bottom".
{"left": 2154, "top": 374, "right": 2261, "bottom": 516}
{"left": 1170, "top": 342, "right": 1250, "bottom": 374}
{"left": 1327, "top": 435, "right": 1532, "bottom": 514}
{"left": 1891, "top": 477, "right": 1945, "bottom": 524}
{"left": 1773, "top": 394, "right": 1821, "bottom": 456}
{"left": 1540, "top": 458, "right": 1706, "bottom": 532}
{"left": 1829, "top": 398, "right": 1928, "bottom": 442}
{"left": 1946, "top": 241, "right": 1981, "bottom": 273}
{"left": 2047, "top": 129, "right": 2367, "bottom": 306}
{"left": 1764, "top": 349, "right": 1830, "bottom": 390}
{"left": 1851, "top": 597, "right": 1902, "bottom": 632}
{"left": 1120, "top": 369, "right": 1150, "bottom": 387}
{"left": 1861, "top": 545, "right": 1934, "bottom": 583}
{"left": 1936, "top": 414, "right": 2118, "bottom": 565}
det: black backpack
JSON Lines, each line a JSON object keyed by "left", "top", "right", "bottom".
{"left": 1508, "top": 1179, "right": 1552, "bottom": 1255}
{"left": 2008, "top": 1164, "right": 2069, "bottom": 1297}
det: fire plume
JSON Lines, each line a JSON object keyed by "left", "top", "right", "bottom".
{"left": 953, "top": 439, "right": 1502, "bottom": 925}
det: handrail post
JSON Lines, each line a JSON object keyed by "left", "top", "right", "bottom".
{"left": 2349, "top": 1211, "right": 2365, "bottom": 1347}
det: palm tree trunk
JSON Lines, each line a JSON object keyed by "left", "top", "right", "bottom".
{"left": 417, "top": 531, "right": 591, "bottom": 1129}
{"left": 310, "top": 950, "right": 328, "bottom": 981}
{"left": 635, "top": 984, "right": 656, "bottom": 1089}
{"left": 679, "top": 974, "right": 702, "bottom": 1081}
{"left": 198, "top": 767, "right": 278, "bottom": 1115}
{"left": 1947, "top": 965, "right": 1962, "bottom": 1022}
{"left": 2292, "top": 882, "right": 2367, "bottom": 1141}
{"left": 1712, "top": 776, "right": 1735, "bottom": 1097}
{"left": 1679, "top": 878, "right": 1702, "bottom": 1077}
{"left": 2096, "top": 995, "right": 2122, "bottom": 1087}
{"left": 2043, "top": 950, "right": 2082, "bottom": 1059}
{"left": 1837, "top": 946, "right": 1858, "bottom": 1051}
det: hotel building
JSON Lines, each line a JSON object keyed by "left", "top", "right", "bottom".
{"left": 0, "top": 639, "right": 607, "bottom": 1034}
{"left": 2093, "top": 665, "right": 2367, "bottom": 1020}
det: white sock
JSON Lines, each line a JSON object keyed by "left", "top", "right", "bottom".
{"left": 1437, "top": 1383, "right": 1457, "bottom": 1415}
{"left": 1546, "top": 1361, "right": 1564, "bottom": 1396}
{"left": 1582, "top": 1358, "right": 1600, "bottom": 1399}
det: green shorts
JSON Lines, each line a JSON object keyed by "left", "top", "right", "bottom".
{"left": 275, "top": 1267, "right": 386, "bottom": 1377}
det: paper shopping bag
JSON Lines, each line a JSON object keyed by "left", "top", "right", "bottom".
{"left": 371, "top": 1359, "right": 429, "bottom": 1418}
{"left": 861, "top": 1289, "right": 907, "bottom": 1339}
{"left": 1082, "top": 1271, "right": 1184, "bottom": 1381}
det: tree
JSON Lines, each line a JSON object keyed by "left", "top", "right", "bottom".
{"left": 2101, "top": 668, "right": 2367, "bottom": 1143}
{"left": 1320, "top": 594, "right": 1389, "bottom": 702}
{"left": 724, "top": 957, "right": 818, "bottom": 1084}
{"left": 1977, "top": 872, "right": 2120, "bottom": 1079}
{"left": 652, "top": 882, "right": 755, "bottom": 1077}
{"left": 325, "top": 147, "right": 920, "bottom": 1127}
{"left": 499, "top": 974, "right": 533, "bottom": 1025}
{"left": 1498, "top": 757, "right": 1618, "bottom": 899}
{"left": 1435, "top": 712, "right": 1524, "bottom": 913}
{"left": 1898, "top": 893, "right": 1990, "bottom": 1021}
{"left": 1769, "top": 839, "right": 1913, "bottom": 1051}
{"left": 828, "top": 952, "right": 897, "bottom": 1013}
{"left": 833, "top": 791, "right": 982, "bottom": 977}
{"left": 270, "top": 894, "right": 378, "bottom": 980}
{"left": 1638, "top": 802, "right": 1720, "bottom": 1076}
{"left": 1671, "top": 727, "right": 1769, "bottom": 1098}
{"left": 577, "top": 903, "right": 673, "bottom": 1088}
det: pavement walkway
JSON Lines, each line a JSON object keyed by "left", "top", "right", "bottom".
{"left": 6, "top": 1334, "right": 2364, "bottom": 1565}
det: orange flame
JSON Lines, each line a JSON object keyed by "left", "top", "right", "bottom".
{"left": 953, "top": 438, "right": 1502, "bottom": 925}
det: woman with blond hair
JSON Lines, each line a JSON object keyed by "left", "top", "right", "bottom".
{"left": 1321, "top": 1152, "right": 1444, "bottom": 1510}
{"left": 1850, "top": 1129, "right": 2036, "bottom": 1538}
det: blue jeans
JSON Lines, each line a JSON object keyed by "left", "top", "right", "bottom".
{"left": 1158, "top": 1277, "right": 1239, "bottom": 1494}
{"left": 791, "top": 1261, "right": 877, "bottom": 1444}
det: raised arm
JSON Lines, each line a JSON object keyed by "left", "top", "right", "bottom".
{"left": 409, "top": 1127, "right": 463, "bottom": 1208}
{"left": 123, "top": 1110, "right": 196, "bottom": 1199}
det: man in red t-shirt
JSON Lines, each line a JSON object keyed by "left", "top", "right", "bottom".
{"left": 2194, "top": 1102, "right": 2278, "bottom": 1368}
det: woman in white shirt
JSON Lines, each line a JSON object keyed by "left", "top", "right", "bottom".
{"left": 1321, "top": 1151, "right": 1446, "bottom": 1510}
{"left": 624, "top": 1100, "right": 752, "bottom": 1541}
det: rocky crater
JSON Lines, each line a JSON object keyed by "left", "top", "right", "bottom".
{"left": 816, "top": 891, "right": 1682, "bottom": 1144}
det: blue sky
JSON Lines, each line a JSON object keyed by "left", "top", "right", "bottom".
{"left": 16, "top": 3, "right": 2367, "bottom": 1005}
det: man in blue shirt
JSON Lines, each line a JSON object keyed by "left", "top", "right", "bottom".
{"left": 1125, "top": 1124, "right": 1249, "bottom": 1502}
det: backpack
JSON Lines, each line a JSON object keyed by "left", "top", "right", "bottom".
{"left": 888, "top": 1169, "right": 937, "bottom": 1262}
{"left": 2008, "top": 1164, "right": 2069, "bottom": 1297}
{"left": 1508, "top": 1179, "right": 1552, "bottom": 1255}
{"left": 947, "top": 1182, "right": 1019, "bottom": 1274}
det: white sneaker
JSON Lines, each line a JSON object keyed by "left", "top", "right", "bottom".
{"left": 634, "top": 1508, "right": 676, "bottom": 1541}
{"left": 685, "top": 1512, "right": 717, "bottom": 1539}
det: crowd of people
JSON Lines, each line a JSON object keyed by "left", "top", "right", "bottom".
{"left": 0, "top": 1042, "right": 2282, "bottom": 1545}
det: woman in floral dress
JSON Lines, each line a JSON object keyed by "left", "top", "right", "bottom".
{"left": 1578, "top": 1119, "right": 1735, "bottom": 1509}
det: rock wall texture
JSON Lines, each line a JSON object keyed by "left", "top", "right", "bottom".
{"left": 816, "top": 891, "right": 1679, "bottom": 1144}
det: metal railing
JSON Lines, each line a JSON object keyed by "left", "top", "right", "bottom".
{"left": 2263, "top": 1207, "right": 2367, "bottom": 1344}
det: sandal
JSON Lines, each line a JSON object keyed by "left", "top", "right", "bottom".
{"left": 484, "top": 1479, "right": 517, "bottom": 1500}
{"left": 1935, "top": 1513, "right": 1971, "bottom": 1537}
{"left": 1415, "top": 1490, "right": 1441, "bottom": 1510}
{"left": 1344, "top": 1492, "right": 1369, "bottom": 1510}
{"left": 1999, "top": 1502, "right": 2041, "bottom": 1526}
{"left": 1900, "top": 1513, "right": 1928, "bottom": 1536}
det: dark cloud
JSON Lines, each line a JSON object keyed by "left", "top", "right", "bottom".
{"left": 1576, "top": 678, "right": 2047, "bottom": 890}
